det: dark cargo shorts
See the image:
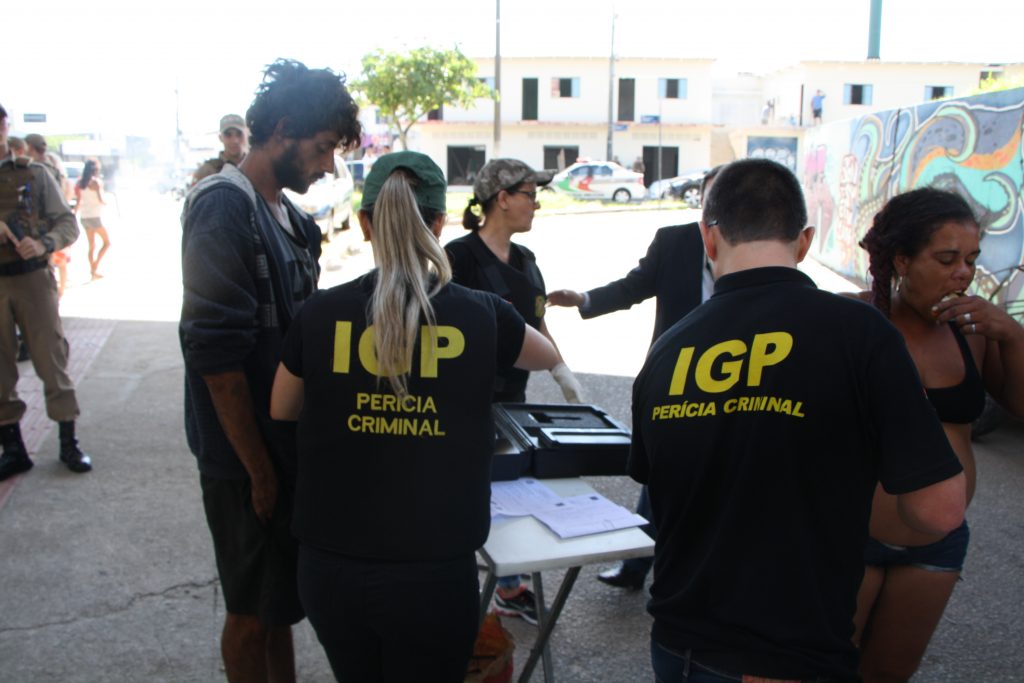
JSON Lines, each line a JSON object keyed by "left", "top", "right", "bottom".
{"left": 200, "top": 474, "right": 304, "bottom": 626}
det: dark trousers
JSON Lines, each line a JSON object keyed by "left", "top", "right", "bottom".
{"left": 623, "top": 485, "right": 655, "bottom": 575}
{"left": 651, "top": 639, "right": 837, "bottom": 683}
{"left": 298, "top": 545, "right": 479, "bottom": 683}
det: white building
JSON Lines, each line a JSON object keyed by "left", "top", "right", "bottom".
{"left": 762, "top": 60, "right": 1024, "bottom": 127}
{"left": 389, "top": 56, "right": 715, "bottom": 185}
{"left": 365, "top": 56, "right": 1023, "bottom": 185}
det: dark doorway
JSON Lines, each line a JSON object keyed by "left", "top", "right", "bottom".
{"left": 522, "top": 78, "right": 538, "bottom": 121}
{"left": 447, "top": 146, "right": 487, "bottom": 186}
{"left": 641, "top": 146, "right": 679, "bottom": 187}
{"left": 617, "top": 78, "right": 635, "bottom": 122}
{"left": 543, "top": 146, "right": 579, "bottom": 172}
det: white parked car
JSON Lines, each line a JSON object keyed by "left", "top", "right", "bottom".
{"left": 284, "top": 155, "right": 354, "bottom": 242}
{"left": 551, "top": 161, "right": 646, "bottom": 203}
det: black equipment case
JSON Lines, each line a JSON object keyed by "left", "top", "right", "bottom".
{"left": 490, "top": 403, "right": 631, "bottom": 480}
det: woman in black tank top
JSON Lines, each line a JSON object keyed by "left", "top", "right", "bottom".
{"left": 852, "top": 188, "right": 1024, "bottom": 682}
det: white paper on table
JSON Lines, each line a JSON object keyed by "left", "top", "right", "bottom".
{"left": 532, "top": 493, "right": 648, "bottom": 539}
{"left": 490, "top": 478, "right": 561, "bottom": 517}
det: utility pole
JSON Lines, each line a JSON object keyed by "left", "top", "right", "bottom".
{"left": 493, "top": 0, "right": 502, "bottom": 158}
{"left": 867, "top": 0, "right": 883, "bottom": 59}
{"left": 605, "top": 11, "right": 616, "bottom": 161}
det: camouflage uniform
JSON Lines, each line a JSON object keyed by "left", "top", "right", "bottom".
{"left": 193, "top": 152, "right": 244, "bottom": 183}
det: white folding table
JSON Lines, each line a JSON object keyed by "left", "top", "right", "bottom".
{"left": 477, "top": 478, "right": 654, "bottom": 682}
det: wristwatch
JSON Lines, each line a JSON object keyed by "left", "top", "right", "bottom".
{"left": 40, "top": 235, "right": 55, "bottom": 254}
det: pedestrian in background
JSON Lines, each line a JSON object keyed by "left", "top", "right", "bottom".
{"left": 72, "top": 159, "right": 110, "bottom": 280}
{"left": 22, "top": 135, "right": 72, "bottom": 296}
{"left": 193, "top": 113, "right": 248, "bottom": 183}
{"left": 812, "top": 89, "right": 826, "bottom": 125}
{"left": 271, "top": 151, "right": 557, "bottom": 682}
{"left": 179, "top": 60, "right": 361, "bottom": 683}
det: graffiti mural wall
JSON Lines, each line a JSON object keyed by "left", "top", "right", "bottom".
{"left": 803, "top": 87, "right": 1024, "bottom": 318}
{"left": 748, "top": 136, "right": 799, "bottom": 172}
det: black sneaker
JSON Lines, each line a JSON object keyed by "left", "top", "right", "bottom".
{"left": 494, "top": 588, "right": 538, "bottom": 625}
{"left": 0, "top": 451, "right": 33, "bottom": 481}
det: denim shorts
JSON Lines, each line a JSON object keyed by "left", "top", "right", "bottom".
{"left": 864, "top": 520, "right": 970, "bottom": 573}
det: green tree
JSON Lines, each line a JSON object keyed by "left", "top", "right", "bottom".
{"left": 971, "top": 73, "right": 1024, "bottom": 96}
{"left": 353, "top": 46, "right": 492, "bottom": 151}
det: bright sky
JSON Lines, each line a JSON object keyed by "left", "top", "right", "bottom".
{"left": 7, "top": 0, "right": 1022, "bottom": 146}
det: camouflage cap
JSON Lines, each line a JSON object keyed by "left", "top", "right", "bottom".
{"left": 361, "top": 151, "right": 448, "bottom": 212}
{"left": 473, "top": 158, "right": 553, "bottom": 203}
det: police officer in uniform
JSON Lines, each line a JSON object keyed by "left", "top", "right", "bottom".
{"left": 270, "top": 151, "right": 557, "bottom": 682}
{"left": 0, "top": 103, "right": 92, "bottom": 481}
{"left": 193, "top": 114, "right": 248, "bottom": 183}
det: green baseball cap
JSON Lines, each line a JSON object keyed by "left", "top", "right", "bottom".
{"left": 361, "top": 151, "right": 447, "bottom": 212}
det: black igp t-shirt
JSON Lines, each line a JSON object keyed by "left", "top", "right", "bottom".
{"left": 629, "top": 267, "right": 962, "bottom": 682}
{"left": 280, "top": 273, "right": 526, "bottom": 561}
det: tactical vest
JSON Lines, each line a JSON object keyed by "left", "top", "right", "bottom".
{"left": 0, "top": 161, "right": 44, "bottom": 266}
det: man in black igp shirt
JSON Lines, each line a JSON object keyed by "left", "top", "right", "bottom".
{"left": 629, "top": 158, "right": 966, "bottom": 682}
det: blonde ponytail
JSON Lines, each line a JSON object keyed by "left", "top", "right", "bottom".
{"left": 367, "top": 170, "right": 452, "bottom": 397}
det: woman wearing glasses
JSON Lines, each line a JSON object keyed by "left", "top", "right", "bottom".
{"left": 445, "top": 158, "right": 585, "bottom": 624}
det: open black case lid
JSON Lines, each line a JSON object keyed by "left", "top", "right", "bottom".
{"left": 491, "top": 403, "right": 631, "bottom": 480}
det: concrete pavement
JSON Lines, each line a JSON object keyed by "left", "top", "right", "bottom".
{"left": 0, "top": 188, "right": 1022, "bottom": 682}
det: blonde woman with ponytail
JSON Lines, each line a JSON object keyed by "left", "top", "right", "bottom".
{"left": 270, "top": 151, "right": 557, "bottom": 682}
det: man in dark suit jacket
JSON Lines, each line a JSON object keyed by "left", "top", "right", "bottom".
{"left": 547, "top": 166, "right": 721, "bottom": 589}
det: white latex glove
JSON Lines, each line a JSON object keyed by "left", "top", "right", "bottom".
{"left": 550, "top": 362, "right": 585, "bottom": 403}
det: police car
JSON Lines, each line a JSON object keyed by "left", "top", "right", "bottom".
{"left": 551, "top": 160, "right": 646, "bottom": 203}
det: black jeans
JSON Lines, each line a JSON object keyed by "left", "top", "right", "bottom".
{"left": 298, "top": 545, "right": 479, "bottom": 683}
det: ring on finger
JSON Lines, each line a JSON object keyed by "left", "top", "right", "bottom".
{"left": 971, "top": 323, "right": 977, "bottom": 334}
{"left": 964, "top": 311, "right": 972, "bottom": 323}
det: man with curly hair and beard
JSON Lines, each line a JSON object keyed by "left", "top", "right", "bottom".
{"left": 179, "top": 60, "right": 361, "bottom": 682}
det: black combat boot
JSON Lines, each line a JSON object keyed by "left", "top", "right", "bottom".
{"left": 58, "top": 421, "right": 92, "bottom": 473}
{"left": 0, "top": 422, "right": 33, "bottom": 481}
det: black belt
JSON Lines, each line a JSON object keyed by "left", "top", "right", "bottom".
{"left": 0, "top": 258, "right": 49, "bottom": 277}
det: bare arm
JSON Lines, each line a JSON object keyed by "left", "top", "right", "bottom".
{"left": 538, "top": 318, "right": 566, "bottom": 365}
{"left": 896, "top": 472, "right": 966, "bottom": 536}
{"left": 514, "top": 325, "right": 559, "bottom": 371}
{"left": 270, "top": 363, "right": 304, "bottom": 421}
{"left": 203, "top": 370, "right": 278, "bottom": 523}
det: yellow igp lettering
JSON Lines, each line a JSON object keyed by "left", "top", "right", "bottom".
{"left": 747, "top": 332, "right": 793, "bottom": 386}
{"left": 332, "top": 321, "right": 353, "bottom": 374}
{"left": 695, "top": 339, "right": 746, "bottom": 393}
{"left": 420, "top": 326, "right": 465, "bottom": 378}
